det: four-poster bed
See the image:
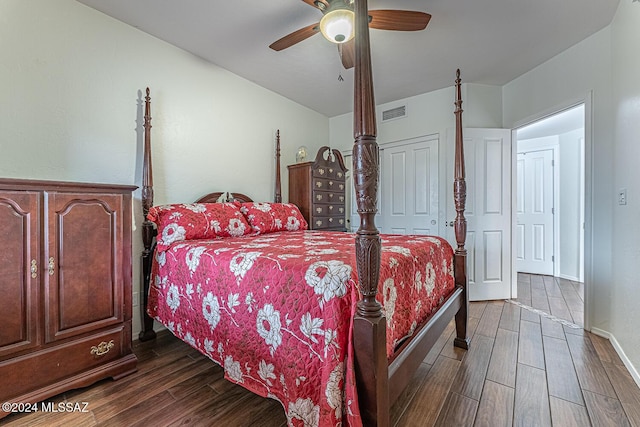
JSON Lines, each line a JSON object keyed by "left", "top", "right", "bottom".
{"left": 138, "top": 1, "right": 469, "bottom": 425}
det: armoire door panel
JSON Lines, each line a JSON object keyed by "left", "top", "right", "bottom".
{"left": 0, "top": 191, "right": 39, "bottom": 358}
{"left": 46, "top": 193, "right": 124, "bottom": 342}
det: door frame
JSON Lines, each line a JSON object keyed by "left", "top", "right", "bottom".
{"left": 510, "top": 92, "right": 592, "bottom": 331}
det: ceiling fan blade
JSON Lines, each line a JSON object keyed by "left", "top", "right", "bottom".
{"left": 269, "top": 23, "right": 320, "bottom": 51}
{"left": 300, "top": 0, "right": 329, "bottom": 10}
{"left": 368, "top": 10, "right": 431, "bottom": 31}
{"left": 338, "top": 39, "right": 355, "bottom": 69}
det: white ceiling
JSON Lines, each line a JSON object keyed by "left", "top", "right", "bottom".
{"left": 76, "top": 0, "right": 619, "bottom": 117}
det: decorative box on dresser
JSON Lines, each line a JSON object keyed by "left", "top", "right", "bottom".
{"left": 288, "top": 146, "right": 348, "bottom": 231}
{"left": 0, "top": 178, "right": 137, "bottom": 416}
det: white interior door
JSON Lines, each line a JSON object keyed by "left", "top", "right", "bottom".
{"left": 516, "top": 149, "right": 554, "bottom": 275}
{"left": 447, "top": 128, "right": 512, "bottom": 301}
{"left": 381, "top": 136, "right": 439, "bottom": 235}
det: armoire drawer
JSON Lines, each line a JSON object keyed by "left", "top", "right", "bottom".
{"left": 0, "top": 327, "right": 126, "bottom": 401}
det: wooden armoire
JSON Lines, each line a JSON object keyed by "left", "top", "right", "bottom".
{"left": 288, "top": 146, "right": 348, "bottom": 231}
{"left": 0, "top": 178, "right": 137, "bottom": 414}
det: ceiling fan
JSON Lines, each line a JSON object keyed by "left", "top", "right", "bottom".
{"left": 269, "top": 0, "right": 431, "bottom": 69}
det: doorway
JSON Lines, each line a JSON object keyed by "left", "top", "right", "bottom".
{"left": 514, "top": 103, "right": 586, "bottom": 325}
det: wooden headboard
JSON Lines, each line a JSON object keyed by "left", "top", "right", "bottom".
{"left": 195, "top": 192, "right": 254, "bottom": 203}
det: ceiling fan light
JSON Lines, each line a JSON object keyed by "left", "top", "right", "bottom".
{"left": 319, "top": 9, "right": 355, "bottom": 44}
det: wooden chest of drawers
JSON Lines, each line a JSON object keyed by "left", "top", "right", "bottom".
{"left": 288, "top": 146, "right": 348, "bottom": 231}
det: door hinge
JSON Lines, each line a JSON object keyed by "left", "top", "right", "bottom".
{"left": 552, "top": 207, "right": 555, "bottom": 214}
{"left": 552, "top": 159, "right": 555, "bottom": 167}
{"left": 552, "top": 255, "right": 555, "bottom": 262}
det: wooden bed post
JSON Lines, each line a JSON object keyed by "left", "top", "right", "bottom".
{"left": 453, "top": 71, "right": 470, "bottom": 349}
{"left": 139, "top": 87, "right": 157, "bottom": 342}
{"left": 274, "top": 130, "right": 282, "bottom": 203}
{"left": 351, "top": 0, "right": 388, "bottom": 425}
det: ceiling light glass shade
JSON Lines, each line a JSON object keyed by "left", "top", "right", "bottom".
{"left": 319, "top": 9, "right": 355, "bottom": 44}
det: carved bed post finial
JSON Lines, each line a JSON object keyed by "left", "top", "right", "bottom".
{"left": 453, "top": 70, "right": 466, "bottom": 253}
{"left": 275, "top": 130, "right": 282, "bottom": 203}
{"left": 142, "top": 87, "right": 154, "bottom": 219}
{"left": 453, "top": 70, "right": 470, "bottom": 350}
{"left": 353, "top": 0, "right": 381, "bottom": 319}
{"left": 140, "top": 87, "right": 157, "bottom": 341}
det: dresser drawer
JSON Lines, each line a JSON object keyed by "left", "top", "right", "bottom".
{"left": 312, "top": 178, "right": 346, "bottom": 192}
{"left": 313, "top": 204, "right": 346, "bottom": 217}
{"left": 0, "top": 327, "right": 126, "bottom": 401}
{"left": 313, "top": 191, "right": 345, "bottom": 204}
{"left": 314, "top": 166, "right": 345, "bottom": 180}
{"left": 312, "top": 216, "right": 346, "bottom": 230}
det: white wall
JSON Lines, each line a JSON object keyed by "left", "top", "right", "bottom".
{"left": 330, "top": 86, "right": 455, "bottom": 152}
{"left": 502, "top": 28, "right": 614, "bottom": 334}
{"left": 504, "top": 15, "right": 640, "bottom": 377}
{"left": 330, "top": 83, "right": 502, "bottom": 153}
{"left": 0, "top": 0, "right": 329, "bottom": 337}
{"left": 610, "top": 0, "right": 640, "bottom": 376}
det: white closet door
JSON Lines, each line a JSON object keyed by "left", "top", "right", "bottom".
{"left": 381, "top": 135, "right": 439, "bottom": 235}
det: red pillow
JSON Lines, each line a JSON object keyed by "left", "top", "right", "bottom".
{"left": 147, "top": 203, "right": 251, "bottom": 251}
{"left": 240, "top": 202, "right": 308, "bottom": 234}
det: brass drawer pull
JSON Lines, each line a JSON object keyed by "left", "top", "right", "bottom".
{"left": 31, "top": 259, "right": 37, "bottom": 278}
{"left": 48, "top": 257, "right": 55, "bottom": 276}
{"left": 91, "top": 340, "right": 115, "bottom": 357}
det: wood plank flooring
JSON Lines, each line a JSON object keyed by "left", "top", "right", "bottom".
{"left": 4, "top": 273, "right": 639, "bottom": 426}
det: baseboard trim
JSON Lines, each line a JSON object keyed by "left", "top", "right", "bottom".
{"left": 559, "top": 273, "right": 580, "bottom": 282}
{"left": 591, "top": 327, "right": 640, "bottom": 389}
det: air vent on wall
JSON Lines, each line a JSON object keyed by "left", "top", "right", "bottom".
{"left": 382, "top": 105, "right": 407, "bottom": 122}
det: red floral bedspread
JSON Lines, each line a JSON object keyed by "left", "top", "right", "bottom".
{"left": 148, "top": 231, "right": 455, "bottom": 426}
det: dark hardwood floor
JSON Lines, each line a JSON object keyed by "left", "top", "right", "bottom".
{"left": 4, "top": 274, "right": 639, "bottom": 426}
